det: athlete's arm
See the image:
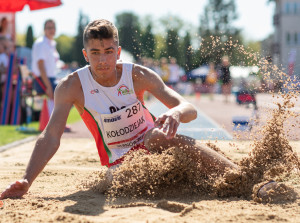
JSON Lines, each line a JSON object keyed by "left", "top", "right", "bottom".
{"left": 133, "top": 64, "right": 197, "bottom": 139}
{"left": 0, "top": 76, "right": 76, "bottom": 199}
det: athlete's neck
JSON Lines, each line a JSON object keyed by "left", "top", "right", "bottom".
{"left": 89, "top": 67, "right": 119, "bottom": 87}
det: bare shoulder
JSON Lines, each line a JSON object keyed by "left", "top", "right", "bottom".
{"left": 117, "top": 62, "right": 157, "bottom": 80}
{"left": 54, "top": 71, "right": 83, "bottom": 104}
{"left": 132, "top": 63, "right": 155, "bottom": 79}
{"left": 132, "top": 63, "right": 164, "bottom": 91}
{"left": 131, "top": 63, "right": 190, "bottom": 110}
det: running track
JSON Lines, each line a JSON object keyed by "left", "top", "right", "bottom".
{"left": 148, "top": 101, "right": 232, "bottom": 140}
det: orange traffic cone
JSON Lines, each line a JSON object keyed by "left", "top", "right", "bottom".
{"left": 196, "top": 92, "right": 201, "bottom": 100}
{"left": 39, "top": 98, "right": 50, "bottom": 131}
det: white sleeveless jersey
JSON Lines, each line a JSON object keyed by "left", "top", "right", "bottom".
{"left": 77, "top": 63, "right": 155, "bottom": 166}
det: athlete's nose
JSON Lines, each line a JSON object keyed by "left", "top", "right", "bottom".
{"left": 99, "top": 54, "right": 106, "bottom": 63}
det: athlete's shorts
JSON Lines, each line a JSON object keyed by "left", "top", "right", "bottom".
{"left": 107, "top": 142, "right": 150, "bottom": 168}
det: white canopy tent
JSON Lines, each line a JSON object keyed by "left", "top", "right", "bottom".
{"left": 229, "top": 66, "right": 259, "bottom": 78}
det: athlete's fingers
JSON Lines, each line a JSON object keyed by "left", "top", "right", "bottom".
{"left": 1, "top": 186, "right": 12, "bottom": 199}
{"left": 166, "top": 119, "right": 179, "bottom": 139}
{"left": 154, "top": 120, "right": 163, "bottom": 128}
{"left": 165, "top": 122, "right": 174, "bottom": 139}
{"left": 155, "top": 115, "right": 166, "bottom": 128}
{"left": 169, "top": 121, "right": 179, "bottom": 139}
{"left": 0, "top": 191, "right": 6, "bottom": 199}
{"left": 162, "top": 117, "right": 170, "bottom": 133}
{"left": 1, "top": 180, "right": 29, "bottom": 199}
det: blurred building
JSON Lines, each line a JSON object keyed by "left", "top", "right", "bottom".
{"left": 261, "top": 34, "right": 273, "bottom": 60}
{"left": 272, "top": 0, "right": 300, "bottom": 77}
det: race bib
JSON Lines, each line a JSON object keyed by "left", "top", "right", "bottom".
{"left": 100, "top": 101, "right": 148, "bottom": 149}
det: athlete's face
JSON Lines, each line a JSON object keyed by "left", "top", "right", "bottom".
{"left": 82, "top": 38, "right": 121, "bottom": 76}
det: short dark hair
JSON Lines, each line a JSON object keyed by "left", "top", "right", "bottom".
{"left": 83, "top": 19, "right": 119, "bottom": 48}
{"left": 44, "top": 19, "right": 55, "bottom": 30}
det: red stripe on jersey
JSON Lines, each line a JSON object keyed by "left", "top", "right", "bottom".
{"left": 81, "top": 108, "right": 112, "bottom": 165}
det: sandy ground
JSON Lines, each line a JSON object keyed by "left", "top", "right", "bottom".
{"left": 1, "top": 138, "right": 299, "bottom": 223}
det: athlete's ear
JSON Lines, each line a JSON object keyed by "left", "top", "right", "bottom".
{"left": 82, "top": 48, "right": 89, "bottom": 63}
{"left": 117, "top": 46, "right": 121, "bottom": 60}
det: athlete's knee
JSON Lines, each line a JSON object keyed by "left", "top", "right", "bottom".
{"left": 144, "top": 127, "right": 168, "bottom": 153}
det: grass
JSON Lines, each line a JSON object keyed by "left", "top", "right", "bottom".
{"left": 0, "top": 107, "right": 81, "bottom": 147}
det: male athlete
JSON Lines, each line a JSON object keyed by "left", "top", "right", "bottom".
{"left": 1, "top": 19, "right": 240, "bottom": 199}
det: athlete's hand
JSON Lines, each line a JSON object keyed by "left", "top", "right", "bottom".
{"left": 0, "top": 179, "right": 30, "bottom": 199}
{"left": 154, "top": 110, "right": 180, "bottom": 139}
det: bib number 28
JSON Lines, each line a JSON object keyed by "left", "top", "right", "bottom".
{"left": 126, "top": 102, "right": 141, "bottom": 118}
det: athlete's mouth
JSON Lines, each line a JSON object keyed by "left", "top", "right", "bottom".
{"left": 97, "top": 67, "right": 110, "bottom": 71}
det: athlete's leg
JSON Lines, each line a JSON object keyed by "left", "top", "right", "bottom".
{"left": 144, "top": 128, "right": 281, "bottom": 199}
{"left": 144, "top": 128, "right": 239, "bottom": 175}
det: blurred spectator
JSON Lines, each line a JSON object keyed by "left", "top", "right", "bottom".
{"left": 145, "top": 57, "right": 154, "bottom": 69}
{"left": 152, "top": 59, "right": 163, "bottom": 76}
{"left": 0, "top": 17, "right": 11, "bottom": 40}
{"left": 205, "top": 62, "right": 217, "bottom": 100}
{"left": 167, "top": 57, "right": 180, "bottom": 90}
{"left": 219, "top": 56, "right": 232, "bottom": 103}
{"left": 0, "top": 17, "right": 14, "bottom": 54}
{"left": 0, "top": 37, "right": 9, "bottom": 106}
{"left": 31, "top": 19, "right": 70, "bottom": 132}
{"left": 70, "top": 61, "right": 79, "bottom": 72}
{"left": 160, "top": 57, "right": 170, "bottom": 83}
{"left": 32, "top": 19, "right": 59, "bottom": 100}
{"left": 0, "top": 37, "right": 8, "bottom": 73}
{"left": 140, "top": 57, "right": 153, "bottom": 69}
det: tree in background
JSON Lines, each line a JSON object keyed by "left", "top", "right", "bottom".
{"left": 56, "top": 34, "right": 75, "bottom": 63}
{"left": 140, "top": 23, "right": 155, "bottom": 58}
{"left": 115, "top": 12, "right": 141, "bottom": 60}
{"left": 154, "top": 34, "right": 167, "bottom": 59}
{"left": 159, "top": 15, "right": 184, "bottom": 65}
{"left": 166, "top": 29, "right": 180, "bottom": 62}
{"left": 182, "top": 32, "right": 194, "bottom": 72}
{"left": 25, "top": 25, "right": 34, "bottom": 49}
{"left": 199, "top": 0, "right": 242, "bottom": 65}
{"left": 16, "top": 7, "right": 262, "bottom": 70}
{"left": 72, "top": 11, "right": 89, "bottom": 67}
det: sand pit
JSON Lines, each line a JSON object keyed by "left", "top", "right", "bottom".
{"left": 1, "top": 90, "right": 299, "bottom": 222}
{"left": 2, "top": 32, "right": 299, "bottom": 222}
{"left": 1, "top": 137, "right": 299, "bottom": 223}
